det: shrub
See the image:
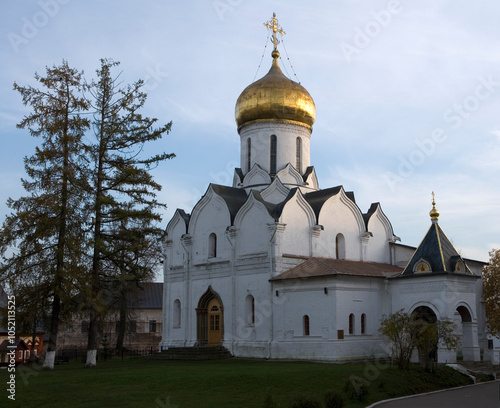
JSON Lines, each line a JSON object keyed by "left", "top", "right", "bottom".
{"left": 376, "top": 379, "right": 386, "bottom": 391}
{"left": 324, "top": 390, "right": 345, "bottom": 408}
{"left": 289, "top": 394, "right": 322, "bottom": 408}
{"left": 344, "top": 379, "right": 369, "bottom": 402}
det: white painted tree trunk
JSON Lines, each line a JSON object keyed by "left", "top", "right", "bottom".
{"left": 85, "top": 349, "right": 97, "bottom": 368}
{"left": 42, "top": 350, "right": 55, "bottom": 370}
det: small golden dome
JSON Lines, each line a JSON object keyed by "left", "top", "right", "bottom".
{"left": 235, "top": 54, "right": 316, "bottom": 131}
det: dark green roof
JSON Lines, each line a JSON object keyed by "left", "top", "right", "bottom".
{"left": 400, "top": 222, "right": 474, "bottom": 277}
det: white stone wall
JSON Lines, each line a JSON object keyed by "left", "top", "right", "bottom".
{"left": 279, "top": 192, "right": 315, "bottom": 257}
{"left": 269, "top": 276, "right": 391, "bottom": 360}
{"left": 234, "top": 197, "right": 273, "bottom": 257}
{"left": 189, "top": 196, "right": 231, "bottom": 265}
{"left": 239, "top": 122, "right": 311, "bottom": 176}
{"left": 160, "top": 181, "right": 401, "bottom": 358}
{"left": 167, "top": 216, "right": 187, "bottom": 267}
{"left": 391, "top": 244, "right": 415, "bottom": 268}
{"left": 317, "top": 191, "right": 365, "bottom": 260}
{"left": 365, "top": 210, "right": 393, "bottom": 264}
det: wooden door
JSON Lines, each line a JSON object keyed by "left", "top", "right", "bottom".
{"left": 207, "top": 299, "right": 222, "bottom": 345}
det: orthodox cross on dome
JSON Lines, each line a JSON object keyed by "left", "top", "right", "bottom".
{"left": 430, "top": 191, "right": 440, "bottom": 222}
{"left": 264, "top": 13, "right": 285, "bottom": 57}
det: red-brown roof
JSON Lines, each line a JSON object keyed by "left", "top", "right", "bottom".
{"left": 271, "top": 257, "right": 403, "bottom": 281}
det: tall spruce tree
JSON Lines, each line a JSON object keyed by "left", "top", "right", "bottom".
{"left": 84, "top": 59, "right": 173, "bottom": 367}
{"left": 0, "top": 61, "right": 90, "bottom": 369}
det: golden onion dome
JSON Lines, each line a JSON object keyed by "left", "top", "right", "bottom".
{"left": 235, "top": 51, "right": 316, "bottom": 131}
{"left": 429, "top": 206, "right": 440, "bottom": 221}
{"left": 430, "top": 192, "right": 440, "bottom": 221}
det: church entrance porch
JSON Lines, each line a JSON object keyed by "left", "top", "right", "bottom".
{"left": 196, "top": 287, "right": 224, "bottom": 346}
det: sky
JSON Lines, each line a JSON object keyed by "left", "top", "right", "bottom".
{"left": 1, "top": 0, "right": 499, "bottom": 263}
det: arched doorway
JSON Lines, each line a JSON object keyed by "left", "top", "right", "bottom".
{"left": 196, "top": 287, "right": 223, "bottom": 346}
{"left": 456, "top": 305, "right": 479, "bottom": 361}
{"left": 412, "top": 306, "right": 438, "bottom": 366}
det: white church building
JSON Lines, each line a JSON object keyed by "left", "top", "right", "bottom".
{"left": 160, "top": 15, "right": 488, "bottom": 363}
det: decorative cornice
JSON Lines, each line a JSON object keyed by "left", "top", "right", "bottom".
{"left": 312, "top": 224, "right": 323, "bottom": 238}
{"left": 226, "top": 225, "right": 238, "bottom": 239}
{"left": 238, "top": 120, "right": 312, "bottom": 138}
{"left": 360, "top": 231, "right": 372, "bottom": 244}
{"left": 268, "top": 222, "right": 287, "bottom": 233}
{"left": 180, "top": 234, "right": 193, "bottom": 246}
{"left": 238, "top": 118, "right": 313, "bottom": 133}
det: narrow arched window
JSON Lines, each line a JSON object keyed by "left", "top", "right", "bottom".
{"left": 208, "top": 233, "right": 217, "bottom": 258}
{"left": 270, "top": 135, "right": 277, "bottom": 175}
{"left": 247, "top": 138, "right": 251, "bottom": 172}
{"left": 303, "top": 315, "right": 310, "bottom": 336}
{"left": 296, "top": 137, "right": 302, "bottom": 173}
{"left": 361, "top": 313, "right": 366, "bottom": 334}
{"left": 349, "top": 313, "right": 355, "bottom": 334}
{"left": 245, "top": 295, "right": 255, "bottom": 325}
{"left": 336, "top": 233, "right": 345, "bottom": 260}
{"left": 173, "top": 299, "right": 181, "bottom": 328}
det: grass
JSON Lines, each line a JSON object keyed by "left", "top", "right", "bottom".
{"left": 0, "top": 357, "right": 477, "bottom": 408}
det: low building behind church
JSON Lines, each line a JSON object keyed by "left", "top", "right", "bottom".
{"left": 58, "top": 282, "right": 163, "bottom": 355}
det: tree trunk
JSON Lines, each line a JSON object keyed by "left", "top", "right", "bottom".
{"left": 86, "top": 91, "right": 106, "bottom": 368}
{"left": 42, "top": 294, "right": 61, "bottom": 370}
{"left": 115, "top": 291, "right": 127, "bottom": 353}
{"left": 85, "top": 313, "right": 98, "bottom": 368}
{"left": 43, "top": 99, "right": 71, "bottom": 370}
{"left": 85, "top": 349, "right": 97, "bottom": 368}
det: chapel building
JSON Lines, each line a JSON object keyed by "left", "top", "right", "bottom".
{"left": 160, "top": 14, "right": 487, "bottom": 363}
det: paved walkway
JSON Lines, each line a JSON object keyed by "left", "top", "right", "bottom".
{"left": 368, "top": 380, "right": 500, "bottom": 408}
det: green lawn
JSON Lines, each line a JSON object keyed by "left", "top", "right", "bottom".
{"left": 0, "top": 357, "right": 476, "bottom": 408}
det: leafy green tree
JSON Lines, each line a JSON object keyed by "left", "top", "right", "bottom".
{"left": 483, "top": 249, "right": 500, "bottom": 336}
{"left": 84, "top": 59, "right": 174, "bottom": 367}
{"left": 379, "top": 309, "right": 459, "bottom": 370}
{"left": 379, "top": 309, "right": 424, "bottom": 370}
{"left": 415, "top": 319, "right": 460, "bottom": 372}
{"left": 1, "top": 61, "right": 90, "bottom": 369}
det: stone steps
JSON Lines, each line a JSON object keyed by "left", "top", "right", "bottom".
{"left": 147, "top": 346, "right": 232, "bottom": 361}
{"left": 459, "top": 361, "right": 500, "bottom": 376}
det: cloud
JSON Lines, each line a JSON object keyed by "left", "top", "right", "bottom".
{"left": 1, "top": 1, "right": 499, "bottom": 264}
